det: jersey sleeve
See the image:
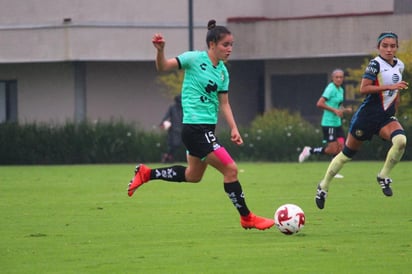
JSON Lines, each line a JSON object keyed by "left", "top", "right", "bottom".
{"left": 362, "top": 59, "right": 380, "bottom": 81}
{"left": 219, "top": 66, "right": 230, "bottom": 93}
{"left": 321, "top": 83, "right": 333, "bottom": 100}
{"left": 176, "top": 51, "right": 199, "bottom": 69}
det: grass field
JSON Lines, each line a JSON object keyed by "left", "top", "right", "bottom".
{"left": 1, "top": 162, "right": 411, "bottom": 274}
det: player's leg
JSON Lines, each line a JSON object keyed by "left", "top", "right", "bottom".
{"left": 324, "top": 127, "right": 345, "bottom": 156}
{"left": 183, "top": 153, "right": 207, "bottom": 182}
{"left": 206, "top": 147, "right": 274, "bottom": 230}
{"left": 300, "top": 127, "right": 337, "bottom": 162}
{"left": 376, "top": 121, "right": 407, "bottom": 196}
{"left": 323, "top": 140, "right": 341, "bottom": 156}
{"left": 313, "top": 127, "right": 334, "bottom": 156}
{"left": 323, "top": 140, "right": 345, "bottom": 179}
{"left": 315, "top": 133, "right": 362, "bottom": 209}
{"left": 128, "top": 124, "right": 206, "bottom": 197}
{"left": 316, "top": 127, "right": 344, "bottom": 156}
{"left": 324, "top": 128, "right": 345, "bottom": 178}
{"left": 127, "top": 162, "right": 189, "bottom": 196}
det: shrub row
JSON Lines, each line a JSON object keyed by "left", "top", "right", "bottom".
{"left": 0, "top": 109, "right": 410, "bottom": 164}
{"left": 0, "top": 121, "right": 167, "bottom": 164}
{"left": 219, "top": 109, "right": 412, "bottom": 162}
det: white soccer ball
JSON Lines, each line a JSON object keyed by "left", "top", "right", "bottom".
{"left": 274, "top": 204, "right": 305, "bottom": 235}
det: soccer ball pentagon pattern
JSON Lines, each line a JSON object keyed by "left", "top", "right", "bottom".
{"left": 274, "top": 204, "right": 305, "bottom": 235}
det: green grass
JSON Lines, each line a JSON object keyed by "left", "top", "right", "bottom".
{"left": 1, "top": 162, "right": 411, "bottom": 274}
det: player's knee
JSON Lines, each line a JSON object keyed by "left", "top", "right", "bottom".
{"left": 392, "top": 133, "right": 406, "bottom": 150}
{"left": 184, "top": 168, "right": 203, "bottom": 183}
{"left": 342, "top": 145, "right": 357, "bottom": 159}
{"left": 223, "top": 163, "right": 238, "bottom": 181}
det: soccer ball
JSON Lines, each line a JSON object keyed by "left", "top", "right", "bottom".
{"left": 274, "top": 204, "right": 305, "bottom": 235}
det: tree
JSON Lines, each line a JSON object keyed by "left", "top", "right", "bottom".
{"left": 156, "top": 71, "right": 184, "bottom": 98}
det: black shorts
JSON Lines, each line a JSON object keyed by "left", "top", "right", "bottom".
{"left": 181, "top": 124, "right": 222, "bottom": 159}
{"left": 349, "top": 111, "right": 397, "bottom": 141}
{"left": 321, "top": 126, "right": 345, "bottom": 144}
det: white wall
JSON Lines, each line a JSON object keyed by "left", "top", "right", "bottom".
{"left": 0, "top": 0, "right": 395, "bottom": 62}
{"left": 0, "top": 0, "right": 407, "bottom": 128}
{"left": 229, "top": 14, "right": 412, "bottom": 59}
{"left": 0, "top": 63, "right": 75, "bottom": 123}
{"left": 0, "top": 0, "right": 393, "bottom": 25}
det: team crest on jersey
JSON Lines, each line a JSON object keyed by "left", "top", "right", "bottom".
{"left": 392, "top": 74, "right": 400, "bottom": 83}
{"left": 355, "top": 129, "right": 364, "bottom": 138}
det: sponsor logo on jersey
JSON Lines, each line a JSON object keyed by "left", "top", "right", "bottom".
{"left": 355, "top": 129, "right": 364, "bottom": 138}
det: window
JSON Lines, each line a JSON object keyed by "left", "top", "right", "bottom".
{"left": 0, "top": 80, "right": 18, "bottom": 123}
{"left": 271, "top": 74, "right": 327, "bottom": 124}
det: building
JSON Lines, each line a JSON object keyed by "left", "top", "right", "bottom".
{"left": 0, "top": 0, "right": 411, "bottom": 128}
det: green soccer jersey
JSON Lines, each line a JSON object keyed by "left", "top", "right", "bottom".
{"left": 320, "top": 82, "right": 344, "bottom": 127}
{"left": 177, "top": 51, "right": 229, "bottom": 124}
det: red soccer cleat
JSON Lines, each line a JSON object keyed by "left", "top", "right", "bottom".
{"left": 127, "top": 164, "right": 151, "bottom": 197}
{"left": 240, "top": 212, "right": 275, "bottom": 230}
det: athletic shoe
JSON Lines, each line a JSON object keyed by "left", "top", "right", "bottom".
{"left": 298, "top": 146, "right": 311, "bottom": 163}
{"left": 240, "top": 212, "right": 275, "bottom": 230}
{"left": 127, "top": 164, "right": 151, "bottom": 197}
{"left": 315, "top": 184, "right": 328, "bottom": 209}
{"left": 376, "top": 176, "right": 393, "bottom": 197}
{"left": 334, "top": 173, "right": 344, "bottom": 179}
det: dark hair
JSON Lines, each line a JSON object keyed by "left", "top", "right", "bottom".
{"left": 206, "top": 19, "right": 231, "bottom": 47}
{"left": 377, "top": 32, "right": 398, "bottom": 47}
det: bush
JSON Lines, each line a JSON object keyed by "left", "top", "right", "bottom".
{"left": 0, "top": 110, "right": 411, "bottom": 164}
{"left": 220, "top": 108, "right": 321, "bottom": 161}
{"left": 0, "top": 121, "right": 166, "bottom": 164}
{"left": 219, "top": 108, "right": 412, "bottom": 162}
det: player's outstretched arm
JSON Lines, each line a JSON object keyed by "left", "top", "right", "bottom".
{"left": 152, "top": 33, "right": 179, "bottom": 72}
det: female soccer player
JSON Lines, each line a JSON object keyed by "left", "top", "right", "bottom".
{"left": 127, "top": 20, "right": 274, "bottom": 230}
{"left": 299, "top": 68, "right": 352, "bottom": 164}
{"left": 315, "top": 32, "right": 409, "bottom": 209}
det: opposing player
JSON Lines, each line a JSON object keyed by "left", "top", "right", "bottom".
{"left": 127, "top": 20, "right": 274, "bottom": 230}
{"left": 315, "top": 32, "right": 409, "bottom": 209}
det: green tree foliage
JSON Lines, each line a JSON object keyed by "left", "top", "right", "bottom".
{"left": 156, "top": 70, "right": 184, "bottom": 98}
{"left": 346, "top": 39, "right": 412, "bottom": 126}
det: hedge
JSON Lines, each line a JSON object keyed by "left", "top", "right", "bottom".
{"left": 0, "top": 109, "right": 410, "bottom": 164}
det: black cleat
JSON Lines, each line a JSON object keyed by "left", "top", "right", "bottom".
{"left": 315, "top": 184, "right": 328, "bottom": 209}
{"left": 377, "top": 176, "right": 393, "bottom": 197}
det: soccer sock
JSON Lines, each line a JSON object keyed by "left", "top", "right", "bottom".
{"left": 320, "top": 152, "right": 351, "bottom": 191}
{"left": 224, "top": 181, "right": 250, "bottom": 216}
{"left": 378, "top": 134, "right": 406, "bottom": 178}
{"left": 150, "top": 165, "right": 187, "bottom": 182}
{"left": 311, "top": 147, "right": 324, "bottom": 155}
